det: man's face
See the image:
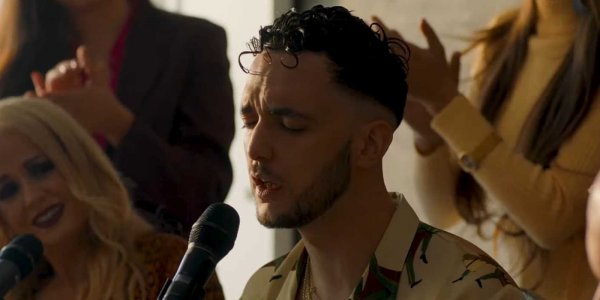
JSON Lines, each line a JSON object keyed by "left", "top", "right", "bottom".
{"left": 241, "top": 51, "right": 356, "bottom": 228}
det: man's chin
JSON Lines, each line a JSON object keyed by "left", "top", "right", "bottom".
{"left": 258, "top": 213, "right": 289, "bottom": 228}
{"left": 256, "top": 210, "right": 304, "bottom": 229}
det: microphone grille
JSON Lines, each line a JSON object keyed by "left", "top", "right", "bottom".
{"left": 0, "top": 234, "right": 43, "bottom": 277}
{"left": 189, "top": 203, "right": 240, "bottom": 261}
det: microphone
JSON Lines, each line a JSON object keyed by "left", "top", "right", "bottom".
{"left": 159, "top": 203, "right": 240, "bottom": 300}
{"left": 0, "top": 234, "right": 43, "bottom": 297}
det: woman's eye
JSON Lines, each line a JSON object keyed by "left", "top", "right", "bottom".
{"left": 27, "top": 160, "right": 56, "bottom": 180}
{"left": 0, "top": 182, "right": 19, "bottom": 201}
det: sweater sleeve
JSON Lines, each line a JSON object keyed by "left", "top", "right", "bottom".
{"left": 412, "top": 34, "right": 493, "bottom": 230}
{"left": 431, "top": 94, "right": 600, "bottom": 249}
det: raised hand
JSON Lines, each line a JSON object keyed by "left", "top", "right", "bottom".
{"left": 30, "top": 46, "right": 133, "bottom": 146}
{"left": 372, "top": 16, "right": 461, "bottom": 115}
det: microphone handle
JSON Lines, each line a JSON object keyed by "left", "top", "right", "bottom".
{"left": 188, "top": 281, "right": 205, "bottom": 300}
{"left": 157, "top": 278, "right": 172, "bottom": 300}
{"left": 158, "top": 268, "right": 214, "bottom": 300}
{"left": 162, "top": 274, "right": 199, "bottom": 300}
{"left": 162, "top": 248, "right": 215, "bottom": 300}
{"left": 0, "top": 260, "right": 20, "bottom": 298}
{"left": 158, "top": 278, "right": 205, "bottom": 300}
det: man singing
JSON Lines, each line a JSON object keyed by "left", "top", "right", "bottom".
{"left": 239, "top": 6, "right": 534, "bottom": 300}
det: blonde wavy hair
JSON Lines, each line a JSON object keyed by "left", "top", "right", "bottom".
{"left": 0, "top": 97, "right": 152, "bottom": 300}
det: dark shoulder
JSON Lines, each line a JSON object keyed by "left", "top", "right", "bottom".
{"left": 136, "top": 234, "right": 186, "bottom": 284}
{"left": 134, "top": 232, "right": 187, "bottom": 299}
{"left": 135, "top": 232, "right": 225, "bottom": 300}
{"left": 136, "top": 232, "right": 187, "bottom": 267}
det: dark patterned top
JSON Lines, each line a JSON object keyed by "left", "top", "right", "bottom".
{"left": 135, "top": 232, "right": 224, "bottom": 300}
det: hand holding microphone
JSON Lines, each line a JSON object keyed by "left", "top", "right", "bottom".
{"left": 159, "top": 203, "right": 240, "bottom": 300}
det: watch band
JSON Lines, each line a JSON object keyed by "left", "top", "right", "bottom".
{"left": 458, "top": 131, "right": 501, "bottom": 171}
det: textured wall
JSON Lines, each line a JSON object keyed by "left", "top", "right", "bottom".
{"left": 297, "top": 0, "right": 521, "bottom": 220}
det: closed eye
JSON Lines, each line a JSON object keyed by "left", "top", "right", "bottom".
{"left": 280, "top": 118, "right": 307, "bottom": 132}
{"left": 280, "top": 123, "right": 306, "bottom": 132}
{"left": 242, "top": 121, "right": 257, "bottom": 130}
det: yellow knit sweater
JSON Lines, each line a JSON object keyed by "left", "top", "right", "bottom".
{"left": 414, "top": 2, "right": 599, "bottom": 299}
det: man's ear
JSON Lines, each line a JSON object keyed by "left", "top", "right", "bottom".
{"left": 352, "top": 120, "right": 394, "bottom": 168}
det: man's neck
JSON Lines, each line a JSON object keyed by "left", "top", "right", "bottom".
{"left": 298, "top": 179, "right": 396, "bottom": 299}
{"left": 69, "top": 0, "right": 130, "bottom": 60}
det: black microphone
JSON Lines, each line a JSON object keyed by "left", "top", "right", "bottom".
{"left": 159, "top": 203, "right": 240, "bottom": 300}
{"left": 0, "top": 234, "right": 43, "bottom": 297}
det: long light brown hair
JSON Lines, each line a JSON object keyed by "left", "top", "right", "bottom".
{"left": 456, "top": 0, "right": 600, "bottom": 280}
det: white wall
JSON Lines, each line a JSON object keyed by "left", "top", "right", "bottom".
{"left": 151, "top": 1, "right": 280, "bottom": 299}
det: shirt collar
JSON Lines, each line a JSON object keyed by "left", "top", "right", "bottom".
{"left": 352, "top": 193, "right": 420, "bottom": 298}
{"left": 373, "top": 192, "right": 420, "bottom": 271}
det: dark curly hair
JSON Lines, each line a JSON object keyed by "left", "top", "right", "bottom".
{"left": 239, "top": 5, "right": 410, "bottom": 125}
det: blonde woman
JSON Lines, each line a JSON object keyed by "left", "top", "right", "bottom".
{"left": 0, "top": 97, "right": 223, "bottom": 299}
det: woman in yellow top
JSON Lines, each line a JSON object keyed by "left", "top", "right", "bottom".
{"left": 377, "top": 0, "right": 600, "bottom": 299}
{"left": 0, "top": 97, "right": 223, "bottom": 300}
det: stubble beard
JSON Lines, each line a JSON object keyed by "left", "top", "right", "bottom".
{"left": 258, "top": 142, "right": 352, "bottom": 228}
